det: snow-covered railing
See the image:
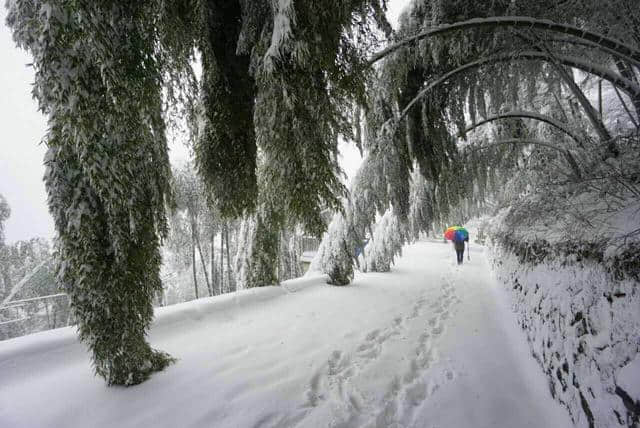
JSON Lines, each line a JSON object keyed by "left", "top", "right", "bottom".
{"left": 0, "top": 293, "right": 68, "bottom": 308}
{"left": 1, "top": 260, "right": 47, "bottom": 306}
{"left": 299, "top": 236, "right": 320, "bottom": 253}
{"left": 0, "top": 293, "right": 71, "bottom": 339}
{"left": 0, "top": 316, "right": 30, "bottom": 327}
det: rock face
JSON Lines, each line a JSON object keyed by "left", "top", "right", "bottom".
{"left": 489, "top": 244, "right": 640, "bottom": 427}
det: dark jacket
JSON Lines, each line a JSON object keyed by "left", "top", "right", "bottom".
{"left": 454, "top": 238, "right": 467, "bottom": 251}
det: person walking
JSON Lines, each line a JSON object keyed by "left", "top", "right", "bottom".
{"left": 453, "top": 236, "right": 468, "bottom": 265}
{"left": 444, "top": 226, "right": 470, "bottom": 265}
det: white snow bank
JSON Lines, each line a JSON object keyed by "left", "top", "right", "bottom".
{"left": 488, "top": 242, "right": 640, "bottom": 427}
{"left": 0, "top": 273, "right": 327, "bottom": 362}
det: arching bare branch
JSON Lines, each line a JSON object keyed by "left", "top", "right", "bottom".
{"left": 468, "top": 138, "right": 564, "bottom": 153}
{"left": 467, "top": 138, "right": 582, "bottom": 178}
{"left": 461, "top": 111, "right": 584, "bottom": 148}
{"left": 369, "top": 17, "right": 640, "bottom": 68}
{"left": 546, "top": 57, "right": 613, "bottom": 145}
{"left": 397, "top": 51, "right": 640, "bottom": 124}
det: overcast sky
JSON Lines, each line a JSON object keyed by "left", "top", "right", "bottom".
{"left": 0, "top": 1, "right": 411, "bottom": 244}
{"left": 0, "top": 5, "right": 52, "bottom": 243}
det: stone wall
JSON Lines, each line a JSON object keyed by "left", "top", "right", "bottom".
{"left": 489, "top": 243, "right": 640, "bottom": 427}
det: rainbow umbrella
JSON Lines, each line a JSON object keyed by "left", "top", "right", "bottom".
{"left": 444, "top": 226, "right": 469, "bottom": 242}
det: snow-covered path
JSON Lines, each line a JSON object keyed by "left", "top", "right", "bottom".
{"left": 0, "top": 241, "right": 572, "bottom": 428}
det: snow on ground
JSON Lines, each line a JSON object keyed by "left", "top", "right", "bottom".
{"left": 0, "top": 241, "right": 572, "bottom": 428}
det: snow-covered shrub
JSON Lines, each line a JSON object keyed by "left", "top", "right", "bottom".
{"left": 234, "top": 213, "right": 303, "bottom": 288}
{"left": 364, "top": 210, "right": 407, "bottom": 272}
{"left": 311, "top": 214, "right": 354, "bottom": 285}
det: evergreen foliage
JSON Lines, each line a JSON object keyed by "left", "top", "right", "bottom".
{"left": 280, "top": 231, "right": 303, "bottom": 281}
{"left": 313, "top": 213, "right": 356, "bottom": 286}
{"left": 245, "top": 209, "right": 281, "bottom": 288}
{"left": 193, "top": 0, "right": 391, "bottom": 233}
{"left": 364, "top": 209, "right": 407, "bottom": 272}
{"left": 195, "top": 0, "right": 258, "bottom": 218}
{"left": 6, "top": 0, "right": 184, "bottom": 385}
{"left": 407, "top": 169, "right": 435, "bottom": 240}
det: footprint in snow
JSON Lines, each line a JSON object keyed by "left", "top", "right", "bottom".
{"left": 328, "top": 350, "right": 351, "bottom": 377}
{"left": 304, "top": 371, "right": 325, "bottom": 407}
{"left": 445, "top": 369, "right": 455, "bottom": 381}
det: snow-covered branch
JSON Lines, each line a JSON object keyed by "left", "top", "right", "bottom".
{"left": 369, "top": 16, "right": 640, "bottom": 68}
{"left": 461, "top": 110, "right": 584, "bottom": 147}
{"left": 397, "top": 51, "right": 640, "bottom": 125}
{"left": 468, "top": 138, "right": 582, "bottom": 178}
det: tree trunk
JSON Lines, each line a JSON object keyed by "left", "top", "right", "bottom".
{"left": 44, "top": 300, "right": 52, "bottom": 329}
{"left": 612, "top": 83, "right": 640, "bottom": 129}
{"left": 233, "top": 224, "right": 238, "bottom": 249}
{"left": 191, "top": 231, "right": 199, "bottom": 299}
{"left": 52, "top": 304, "right": 58, "bottom": 329}
{"left": 552, "top": 91, "right": 569, "bottom": 123}
{"left": 0, "top": 267, "right": 11, "bottom": 299}
{"left": 220, "top": 227, "right": 225, "bottom": 294}
{"left": 615, "top": 60, "right": 640, "bottom": 122}
{"left": 598, "top": 79, "right": 603, "bottom": 120}
{"left": 211, "top": 232, "right": 216, "bottom": 296}
{"left": 198, "top": 0, "right": 258, "bottom": 217}
{"left": 159, "top": 287, "right": 166, "bottom": 307}
{"left": 225, "top": 225, "right": 234, "bottom": 292}
{"left": 194, "top": 224, "right": 211, "bottom": 295}
{"left": 552, "top": 63, "right": 617, "bottom": 156}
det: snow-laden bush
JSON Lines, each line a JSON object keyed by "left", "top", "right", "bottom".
{"left": 364, "top": 210, "right": 407, "bottom": 272}
{"left": 312, "top": 214, "right": 353, "bottom": 285}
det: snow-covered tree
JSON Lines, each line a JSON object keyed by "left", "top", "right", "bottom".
{"left": 6, "top": 1, "right": 182, "bottom": 385}
{"left": 312, "top": 213, "right": 356, "bottom": 285}
{"left": 234, "top": 215, "right": 256, "bottom": 290}
{"left": 364, "top": 209, "right": 407, "bottom": 273}
{"left": 407, "top": 169, "right": 434, "bottom": 241}
{"left": 172, "top": 163, "right": 212, "bottom": 298}
{"left": 0, "top": 194, "right": 9, "bottom": 248}
{"left": 279, "top": 230, "right": 303, "bottom": 282}
{"left": 0, "top": 194, "right": 10, "bottom": 294}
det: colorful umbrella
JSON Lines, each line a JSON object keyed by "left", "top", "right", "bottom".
{"left": 444, "top": 226, "right": 469, "bottom": 242}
